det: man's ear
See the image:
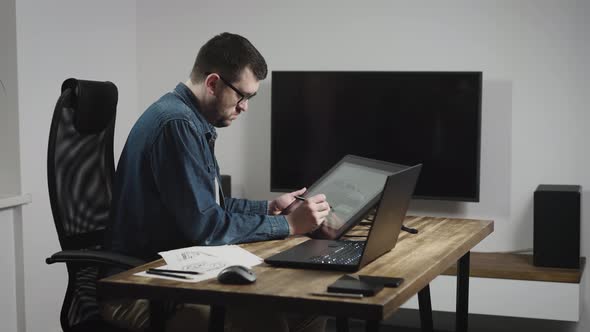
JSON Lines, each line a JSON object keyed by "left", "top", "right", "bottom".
{"left": 205, "top": 74, "right": 219, "bottom": 96}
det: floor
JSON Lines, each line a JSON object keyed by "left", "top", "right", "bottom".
{"left": 325, "top": 318, "right": 422, "bottom": 332}
{"left": 325, "top": 309, "right": 580, "bottom": 332}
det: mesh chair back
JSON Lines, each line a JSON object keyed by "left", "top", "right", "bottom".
{"left": 47, "top": 78, "right": 118, "bottom": 330}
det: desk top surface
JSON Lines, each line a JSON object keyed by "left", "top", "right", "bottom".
{"left": 100, "top": 216, "right": 493, "bottom": 320}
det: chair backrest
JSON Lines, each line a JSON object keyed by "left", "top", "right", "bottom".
{"left": 48, "top": 78, "right": 118, "bottom": 250}
{"left": 47, "top": 78, "right": 118, "bottom": 330}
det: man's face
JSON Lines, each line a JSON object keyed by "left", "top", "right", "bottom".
{"left": 211, "top": 68, "right": 260, "bottom": 128}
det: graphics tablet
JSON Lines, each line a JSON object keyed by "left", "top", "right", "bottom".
{"left": 289, "top": 155, "right": 407, "bottom": 240}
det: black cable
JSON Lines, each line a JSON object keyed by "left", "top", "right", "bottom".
{"left": 401, "top": 225, "right": 418, "bottom": 234}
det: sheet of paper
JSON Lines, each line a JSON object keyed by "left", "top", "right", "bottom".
{"left": 134, "top": 245, "right": 263, "bottom": 282}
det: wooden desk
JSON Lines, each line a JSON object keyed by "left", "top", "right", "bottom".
{"left": 99, "top": 216, "right": 493, "bottom": 332}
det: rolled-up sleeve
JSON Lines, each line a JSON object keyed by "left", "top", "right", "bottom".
{"left": 149, "top": 119, "right": 290, "bottom": 245}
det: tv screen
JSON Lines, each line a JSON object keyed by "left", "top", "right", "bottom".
{"left": 270, "top": 71, "right": 482, "bottom": 202}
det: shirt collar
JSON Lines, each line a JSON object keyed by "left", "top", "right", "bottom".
{"left": 173, "top": 83, "right": 217, "bottom": 140}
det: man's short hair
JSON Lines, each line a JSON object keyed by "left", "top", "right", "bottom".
{"left": 190, "top": 32, "right": 268, "bottom": 83}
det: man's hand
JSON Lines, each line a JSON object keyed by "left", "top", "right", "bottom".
{"left": 268, "top": 187, "right": 307, "bottom": 215}
{"left": 285, "top": 194, "right": 331, "bottom": 235}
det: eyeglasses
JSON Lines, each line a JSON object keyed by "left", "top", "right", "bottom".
{"left": 208, "top": 73, "right": 257, "bottom": 105}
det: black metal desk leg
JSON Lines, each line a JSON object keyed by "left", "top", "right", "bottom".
{"left": 336, "top": 317, "right": 350, "bottom": 332}
{"left": 208, "top": 305, "right": 225, "bottom": 332}
{"left": 418, "top": 284, "right": 434, "bottom": 332}
{"left": 149, "top": 300, "right": 167, "bottom": 332}
{"left": 456, "top": 251, "right": 470, "bottom": 332}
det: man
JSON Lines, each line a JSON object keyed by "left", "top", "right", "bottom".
{"left": 103, "top": 33, "right": 330, "bottom": 332}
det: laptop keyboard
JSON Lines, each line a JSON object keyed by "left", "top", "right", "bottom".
{"left": 308, "top": 241, "right": 365, "bottom": 265}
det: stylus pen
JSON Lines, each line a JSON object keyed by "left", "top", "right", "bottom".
{"left": 309, "top": 292, "right": 364, "bottom": 299}
{"left": 295, "top": 195, "right": 333, "bottom": 210}
{"left": 145, "top": 269, "right": 191, "bottom": 280}
{"left": 148, "top": 268, "right": 201, "bottom": 275}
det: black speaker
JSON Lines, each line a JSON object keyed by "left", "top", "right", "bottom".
{"left": 220, "top": 174, "right": 231, "bottom": 198}
{"left": 533, "top": 184, "right": 581, "bottom": 268}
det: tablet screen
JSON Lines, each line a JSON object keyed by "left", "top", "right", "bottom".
{"left": 306, "top": 161, "right": 395, "bottom": 239}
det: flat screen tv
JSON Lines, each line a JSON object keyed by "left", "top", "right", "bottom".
{"left": 270, "top": 71, "right": 482, "bottom": 202}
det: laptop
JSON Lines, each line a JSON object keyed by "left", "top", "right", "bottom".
{"left": 265, "top": 163, "right": 422, "bottom": 272}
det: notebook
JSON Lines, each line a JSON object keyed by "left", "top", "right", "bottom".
{"left": 265, "top": 163, "right": 422, "bottom": 272}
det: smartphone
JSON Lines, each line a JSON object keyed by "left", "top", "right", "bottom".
{"left": 357, "top": 275, "right": 404, "bottom": 287}
{"left": 327, "top": 279, "right": 383, "bottom": 296}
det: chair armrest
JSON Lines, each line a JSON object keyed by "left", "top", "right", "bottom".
{"left": 46, "top": 250, "right": 145, "bottom": 269}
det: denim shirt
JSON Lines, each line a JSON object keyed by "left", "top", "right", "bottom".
{"left": 106, "top": 83, "right": 290, "bottom": 261}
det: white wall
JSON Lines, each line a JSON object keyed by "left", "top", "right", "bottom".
{"left": 1, "top": 1, "right": 24, "bottom": 331}
{"left": 136, "top": 0, "right": 590, "bottom": 331}
{"left": 15, "top": 1, "right": 138, "bottom": 331}
{"left": 0, "top": 0, "right": 21, "bottom": 194}
{"left": 137, "top": 0, "right": 590, "bottom": 248}
{"left": 7, "top": 1, "right": 589, "bottom": 332}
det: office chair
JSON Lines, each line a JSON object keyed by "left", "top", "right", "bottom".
{"left": 45, "top": 78, "right": 145, "bottom": 332}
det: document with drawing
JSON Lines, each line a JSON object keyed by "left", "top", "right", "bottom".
{"left": 135, "top": 245, "right": 262, "bottom": 282}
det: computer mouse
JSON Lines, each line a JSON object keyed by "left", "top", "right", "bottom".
{"left": 217, "top": 265, "right": 257, "bottom": 284}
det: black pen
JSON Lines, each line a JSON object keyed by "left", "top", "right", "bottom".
{"left": 148, "top": 268, "right": 201, "bottom": 275}
{"left": 145, "top": 269, "right": 191, "bottom": 280}
{"left": 309, "top": 292, "right": 363, "bottom": 299}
